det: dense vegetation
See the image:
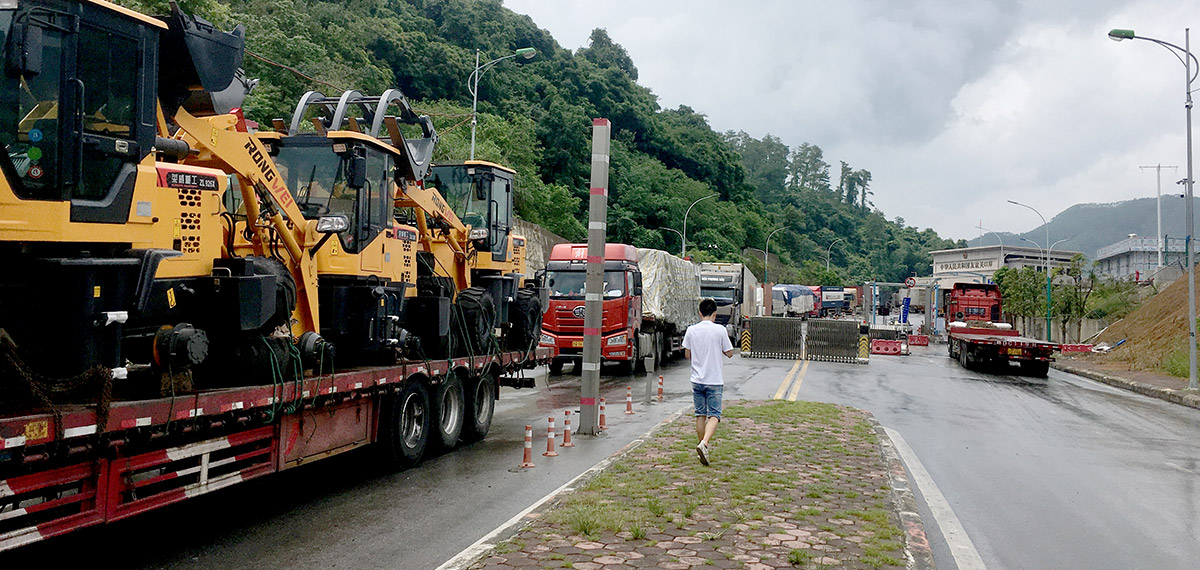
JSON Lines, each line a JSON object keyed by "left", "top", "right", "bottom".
{"left": 993, "top": 257, "right": 1141, "bottom": 342}
{"left": 126, "top": 0, "right": 961, "bottom": 284}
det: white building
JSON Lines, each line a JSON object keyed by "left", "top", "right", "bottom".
{"left": 928, "top": 244, "right": 1080, "bottom": 290}
{"left": 1094, "top": 235, "right": 1186, "bottom": 280}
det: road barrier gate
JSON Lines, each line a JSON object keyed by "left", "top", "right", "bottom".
{"left": 742, "top": 318, "right": 868, "bottom": 364}
{"left": 807, "top": 319, "right": 868, "bottom": 364}
{"left": 743, "top": 317, "right": 804, "bottom": 359}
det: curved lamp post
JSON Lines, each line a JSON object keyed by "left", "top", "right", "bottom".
{"left": 976, "top": 223, "right": 1005, "bottom": 274}
{"left": 1109, "top": 27, "right": 1197, "bottom": 390}
{"left": 1009, "top": 200, "right": 1053, "bottom": 342}
{"left": 825, "top": 238, "right": 845, "bottom": 271}
{"left": 662, "top": 227, "right": 683, "bottom": 252}
{"left": 765, "top": 228, "right": 784, "bottom": 284}
{"left": 469, "top": 47, "right": 537, "bottom": 160}
{"left": 681, "top": 193, "right": 718, "bottom": 258}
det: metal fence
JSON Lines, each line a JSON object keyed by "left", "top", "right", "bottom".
{"left": 743, "top": 317, "right": 804, "bottom": 359}
{"left": 806, "top": 319, "right": 867, "bottom": 364}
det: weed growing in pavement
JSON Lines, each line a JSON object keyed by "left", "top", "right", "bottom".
{"left": 628, "top": 519, "right": 647, "bottom": 540}
{"left": 644, "top": 497, "right": 666, "bottom": 517}
{"left": 788, "top": 548, "right": 814, "bottom": 565}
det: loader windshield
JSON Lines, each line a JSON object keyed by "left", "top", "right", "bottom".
{"left": 427, "top": 164, "right": 488, "bottom": 229}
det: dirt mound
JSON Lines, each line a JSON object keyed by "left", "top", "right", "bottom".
{"left": 1089, "top": 269, "right": 1196, "bottom": 373}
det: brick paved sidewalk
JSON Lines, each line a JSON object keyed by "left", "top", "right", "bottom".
{"left": 469, "top": 401, "right": 918, "bottom": 570}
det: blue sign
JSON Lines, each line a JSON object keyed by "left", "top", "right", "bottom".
{"left": 28, "top": 128, "right": 43, "bottom": 143}
{"left": 901, "top": 297, "right": 911, "bottom": 324}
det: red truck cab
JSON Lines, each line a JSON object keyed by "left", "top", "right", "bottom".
{"left": 946, "top": 283, "right": 1002, "bottom": 323}
{"left": 539, "top": 244, "right": 643, "bottom": 374}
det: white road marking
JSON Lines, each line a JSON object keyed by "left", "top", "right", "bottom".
{"left": 885, "top": 427, "right": 988, "bottom": 570}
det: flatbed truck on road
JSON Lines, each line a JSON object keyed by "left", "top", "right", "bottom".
{"left": 0, "top": 348, "right": 548, "bottom": 551}
{"left": 944, "top": 283, "right": 1057, "bottom": 376}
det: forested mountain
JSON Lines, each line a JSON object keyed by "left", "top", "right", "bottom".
{"left": 968, "top": 197, "right": 1200, "bottom": 259}
{"left": 125, "top": 0, "right": 962, "bottom": 284}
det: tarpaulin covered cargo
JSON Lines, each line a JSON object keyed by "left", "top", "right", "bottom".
{"left": 637, "top": 248, "right": 700, "bottom": 328}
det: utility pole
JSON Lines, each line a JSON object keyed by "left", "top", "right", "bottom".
{"left": 578, "top": 118, "right": 611, "bottom": 435}
{"left": 1141, "top": 164, "right": 1178, "bottom": 268}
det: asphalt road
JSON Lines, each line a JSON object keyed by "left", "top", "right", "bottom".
{"left": 4, "top": 340, "right": 1198, "bottom": 569}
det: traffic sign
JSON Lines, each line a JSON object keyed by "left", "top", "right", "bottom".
{"left": 905, "top": 277, "right": 916, "bottom": 288}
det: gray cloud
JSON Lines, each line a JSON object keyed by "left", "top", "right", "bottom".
{"left": 505, "top": 0, "right": 1193, "bottom": 240}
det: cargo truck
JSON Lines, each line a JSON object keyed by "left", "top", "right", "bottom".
{"left": 946, "top": 283, "right": 1058, "bottom": 376}
{"left": 700, "top": 263, "right": 762, "bottom": 340}
{"left": 820, "top": 286, "right": 846, "bottom": 318}
{"left": 771, "top": 285, "right": 816, "bottom": 318}
{"left": 540, "top": 244, "right": 700, "bottom": 375}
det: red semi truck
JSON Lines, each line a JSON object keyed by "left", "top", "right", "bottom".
{"left": 0, "top": 349, "right": 548, "bottom": 551}
{"left": 539, "top": 244, "right": 699, "bottom": 375}
{"left": 945, "top": 283, "right": 1057, "bottom": 376}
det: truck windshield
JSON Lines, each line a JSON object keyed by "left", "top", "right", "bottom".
{"left": 701, "top": 287, "right": 736, "bottom": 304}
{"left": 547, "top": 270, "right": 626, "bottom": 299}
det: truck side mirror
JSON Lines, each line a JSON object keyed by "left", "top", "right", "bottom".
{"left": 6, "top": 24, "right": 43, "bottom": 78}
{"left": 347, "top": 150, "right": 367, "bottom": 189}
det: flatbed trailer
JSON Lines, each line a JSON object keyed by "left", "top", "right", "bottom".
{"left": 948, "top": 327, "right": 1057, "bottom": 377}
{"left": 0, "top": 348, "right": 549, "bottom": 552}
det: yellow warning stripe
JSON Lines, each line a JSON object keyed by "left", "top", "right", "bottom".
{"left": 773, "top": 359, "right": 803, "bottom": 400}
{"left": 786, "top": 361, "right": 809, "bottom": 401}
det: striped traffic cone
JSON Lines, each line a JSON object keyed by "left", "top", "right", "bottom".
{"left": 561, "top": 410, "right": 575, "bottom": 447}
{"left": 599, "top": 398, "right": 607, "bottom": 430}
{"left": 543, "top": 417, "right": 559, "bottom": 457}
{"left": 625, "top": 386, "right": 635, "bottom": 415}
{"left": 657, "top": 375, "right": 664, "bottom": 401}
{"left": 519, "top": 425, "right": 536, "bottom": 468}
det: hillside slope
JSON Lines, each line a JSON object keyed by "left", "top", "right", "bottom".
{"left": 1091, "top": 270, "right": 1196, "bottom": 374}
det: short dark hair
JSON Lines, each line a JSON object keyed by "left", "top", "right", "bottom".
{"left": 699, "top": 298, "right": 717, "bottom": 317}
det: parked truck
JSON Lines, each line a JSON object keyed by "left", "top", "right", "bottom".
{"left": 0, "top": 1, "right": 547, "bottom": 552}
{"left": 540, "top": 244, "right": 700, "bottom": 375}
{"left": 771, "top": 285, "right": 816, "bottom": 318}
{"left": 700, "top": 263, "right": 761, "bottom": 340}
{"left": 946, "top": 283, "right": 1057, "bottom": 376}
{"left": 820, "top": 286, "right": 846, "bottom": 318}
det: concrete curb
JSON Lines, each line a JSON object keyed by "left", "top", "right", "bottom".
{"left": 436, "top": 405, "right": 691, "bottom": 570}
{"left": 1053, "top": 363, "right": 1200, "bottom": 410}
{"left": 868, "top": 415, "right": 937, "bottom": 570}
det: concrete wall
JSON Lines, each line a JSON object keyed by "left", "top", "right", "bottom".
{"left": 514, "top": 218, "right": 569, "bottom": 273}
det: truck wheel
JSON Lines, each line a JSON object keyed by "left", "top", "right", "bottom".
{"left": 377, "top": 380, "right": 431, "bottom": 469}
{"left": 548, "top": 359, "right": 564, "bottom": 375}
{"left": 633, "top": 334, "right": 647, "bottom": 375}
{"left": 657, "top": 332, "right": 668, "bottom": 365}
{"left": 461, "top": 370, "right": 496, "bottom": 443}
{"left": 431, "top": 372, "right": 465, "bottom": 451}
{"left": 1021, "top": 360, "right": 1050, "bottom": 378}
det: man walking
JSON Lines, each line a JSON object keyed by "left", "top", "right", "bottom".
{"left": 683, "top": 298, "right": 734, "bottom": 465}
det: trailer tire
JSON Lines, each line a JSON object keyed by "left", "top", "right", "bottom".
{"left": 378, "top": 380, "right": 431, "bottom": 470}
{"left": 461, "top": 370, "right": 496, "bottom": 443}
{"left": 1021, "top": 360, "right": 1050, "bottom": 378}
{"left": 431, "top": 372, "right": 465, "bottom": 451}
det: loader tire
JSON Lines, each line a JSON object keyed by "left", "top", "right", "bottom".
{"left": 454, "top": 287, "right": 496, "bottom": 357}
{"left": 247, "top": 256, "right": 296, "bottom": 331}
{"left": 507, "top": 288, "right": 543, "bottom": 351}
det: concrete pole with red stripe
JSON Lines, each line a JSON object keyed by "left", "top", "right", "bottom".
{"left": 578, "top": 118, "right": 611, "bottom": 435}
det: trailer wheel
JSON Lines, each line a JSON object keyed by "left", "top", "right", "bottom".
{"left": 378, "top": 380, "right": 431, "bottom": 469}
{"left": 431, "top": 372, "right": 465, "bottom": 451}
{"left": 1020, "top": 360, "right": 1050, "bottom": 378}
{"left": 461, "top": 370, "right": 496, "bottom": 443}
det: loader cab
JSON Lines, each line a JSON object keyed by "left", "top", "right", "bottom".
{"left": 0, "top": 0, "right": 161, "bottom": 222}
{"left": 263, "top": 133, "right": 394, "bottom": 254}
{"left": 426, "top": 161, "right": 514, "bottom": 262}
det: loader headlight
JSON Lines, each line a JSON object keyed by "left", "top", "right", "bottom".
{"left": 606, "top": 334, "right": 627, "bottom": 346}
{"left": 539, "top": 333, "right": 555, "bottom": 346}
{"left": 469, "top": 228, "right": 489, "bottom": 241}
{"left": 316, "top": 215, "right": 350, "bottom": 234}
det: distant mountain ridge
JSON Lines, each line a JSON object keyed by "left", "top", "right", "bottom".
{"left": 968, "top": 197, "right": 1200, "bottom": 259}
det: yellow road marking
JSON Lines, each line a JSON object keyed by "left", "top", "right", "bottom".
{"left": 786, "top": 360, "right": 810, "bottom": 401}
{"left": 773, "top": 359, "right": 802, "bottom": 400}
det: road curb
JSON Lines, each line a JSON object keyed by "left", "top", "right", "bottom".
{"left": 1053, "top": 363, "right": 1200, "bottom": 410}
{"left": 435, "top": 405, "right": 691, "bottom": 570}
{"left": 868, "top": 415, "right": 937, "bottom": 570}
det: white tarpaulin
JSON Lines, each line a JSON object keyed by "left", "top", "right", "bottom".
{"left": 637, "top": 248, "right": 700, "bottom": 328}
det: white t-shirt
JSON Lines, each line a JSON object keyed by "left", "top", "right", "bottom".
{"left": 682, "top": 320, "right": 734, "bottom": 385}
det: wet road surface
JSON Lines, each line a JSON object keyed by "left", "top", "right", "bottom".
{"left": 4, "top": 344, "right": 1198, "bottom": 570}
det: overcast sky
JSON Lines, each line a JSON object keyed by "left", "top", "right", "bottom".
{"left": 504, "top": 0, "right": 1195, "bottom": 242}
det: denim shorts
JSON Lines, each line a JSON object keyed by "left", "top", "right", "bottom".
{"left": 692, "top": 383, "right": 723, "bottom": 418}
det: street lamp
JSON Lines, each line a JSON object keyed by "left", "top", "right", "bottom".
{"left": 1009, "top": 200, "right": 1053, "bottom": 342}
{"left": 681, "top": 193, "right": 718, "bottom": 258}
{"left": 825, "top": 238, "right": 845, "bottom": 270}
{"left": 1109, "top": 27, "right": 1198, "bottom": 390}
{"left": 975, "top": 223, "right": 1005, "bottom": 273}
{"left": 662, "top": 227, "right": 683, "bottom": 252}
{"left": 765, "top": 227, "right": 784, "bottom": 284}
{"left": 469, "top": 47, "right": 537, "bottom": 160}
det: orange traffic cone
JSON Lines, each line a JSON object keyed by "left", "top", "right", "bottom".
{"left": 599, "top": 398, "right": 607, "bottom": 430}
{"left": 625, "top": 386, "right": 635, "bottom": 415}
{"left": 657, "top": 375, "right": 664, "bottom": 401}
{"left": 561, "top": 410, "right": 575, "bottom": 447}
{"left": 543, "top": 417, "right": 559, "bottom": 457}
{"left": 519, "top": 425, "right": 536, "bottom": 468}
